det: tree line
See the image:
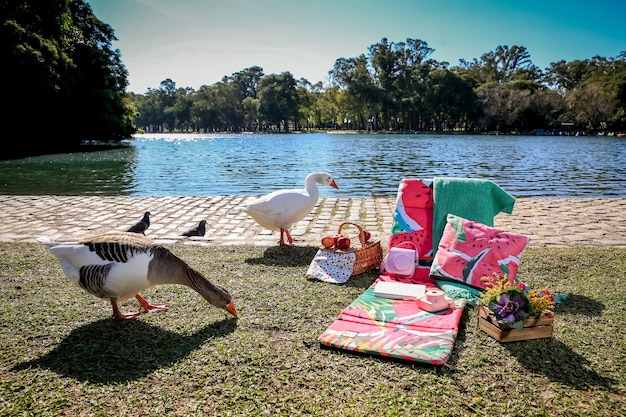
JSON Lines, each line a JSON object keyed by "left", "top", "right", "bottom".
{"left": 3, "top": 1, "right": 625, "bottom": 159}
{"left": 132, "top": 42, "right": 626, "bottom": 135}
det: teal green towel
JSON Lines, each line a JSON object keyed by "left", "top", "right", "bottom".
{"left": 432, "top": 177, "right": 516, "bottom": 253}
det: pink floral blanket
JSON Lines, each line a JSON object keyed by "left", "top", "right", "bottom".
{"left": 318, "top": 276, "right": 466, "bottom": 365}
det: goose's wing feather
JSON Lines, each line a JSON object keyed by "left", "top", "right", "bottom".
{"left": 39, "top": 232, "right": 155, "bottom": 300}
{"left": 41, "top": 231, "right": 153, "bottom": 265}
{"left": 243, "top": 190, "right": 314, "bottom": 229}
{"left": 85, "top": 231, "right": 154, "bottom": 245}
{"left": 244, "top": 189, "right": 310, "bottom": 214}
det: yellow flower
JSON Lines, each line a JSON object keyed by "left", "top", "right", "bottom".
{"left": 480, "top": 273, "right": 556, "bottom": 317}
{"left": 527, "top": 288, "right": 555, "bottom": 316}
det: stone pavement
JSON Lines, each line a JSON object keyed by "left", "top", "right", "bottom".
{"left": 0, "top": 195, "right": 625, "bottom": 248}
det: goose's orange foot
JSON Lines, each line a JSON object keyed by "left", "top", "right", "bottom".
{"left": 280, "top": 229, "right": 303, "bottom": 245}
{"left": 114, "top": 311, "right": 142, "bottom": 320}
{"left": 111, "top": 299, "right": 141, "bottom": 320}
{"left": 135, "top": 294, "right": 168, "bottom": 314}
{"left": 278, "top": 229, "right": 291, "bottom": 246}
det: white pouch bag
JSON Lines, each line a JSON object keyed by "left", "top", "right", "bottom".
{"left": 380, "top": 241, "right": 419, "bottom": 278}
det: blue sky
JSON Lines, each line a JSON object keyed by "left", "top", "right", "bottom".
{"left": 87, "top": 0, "right": 626, "bottom": 94}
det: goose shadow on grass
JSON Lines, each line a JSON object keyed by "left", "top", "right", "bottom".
{"left": 12, "top": 317, "right": 238, "bottom": 384}
{"left": 246, "top": 245, "right": 320, "bottom": 267}
{"left": 246, "top": 245, "right": 379, "bottom": 290}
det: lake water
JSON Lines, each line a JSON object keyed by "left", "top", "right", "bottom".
{"left": 1, "top": 133, "right": 625, "bottom": 198}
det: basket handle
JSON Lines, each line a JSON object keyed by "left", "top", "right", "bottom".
{"left": 337, "top": 221, "right": 366, "bottom": 248}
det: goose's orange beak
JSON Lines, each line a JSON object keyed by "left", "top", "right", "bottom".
{"left": 226, "top": 301, "right": 238, "bottom": 317}
{"left": 330, "top": 180, "right": 339, "bottom": 189}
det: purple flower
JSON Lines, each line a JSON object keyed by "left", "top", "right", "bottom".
{"left": 494, "top": 293, "right": 526, "bottom": 322}
{"left": 487, "top": 287, "right": 530, "bottom": 328}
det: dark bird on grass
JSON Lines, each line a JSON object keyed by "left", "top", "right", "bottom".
{"left": 182, "top": 220, "right": 207, "bottom": 237}
{"left": 37, "top": 231, "right": 238, "bottom": 320}
{"left": 126, "top": 211, "right": 151, "bottom": 234}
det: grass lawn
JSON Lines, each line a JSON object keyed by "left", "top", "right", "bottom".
{"left": 1, "top": 243, "right": 624, "bottom": 416}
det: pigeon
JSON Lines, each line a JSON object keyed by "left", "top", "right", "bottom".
{"left": 182, "top": 220, "right": 207, "bottom": 237}
{"left": 240, "top": 172, "right": 338, "bottom": 246}
{"left": 38, "top": 231, "right": 238, "bottom": 320}
{"left": 126, "top": 211, "right": 151, "bottom": 234}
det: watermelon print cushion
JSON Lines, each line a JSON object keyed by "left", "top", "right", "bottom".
{"left": 391, "top": 178, "right": 433, "bottom": 245}
{"left": 430, "top": 214, "right": 530, "bottom": 289}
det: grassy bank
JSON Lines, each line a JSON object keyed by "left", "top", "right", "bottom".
{"left": 1, "top": 243, "right": 624, "bottom": 416}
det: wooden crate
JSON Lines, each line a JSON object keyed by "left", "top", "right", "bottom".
{"left": 477, "top": 305, "right": 553, "bottom": 343}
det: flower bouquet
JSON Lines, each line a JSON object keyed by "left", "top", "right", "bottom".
{"left": 477, "top": 273, "right": 563, "bottom": 342}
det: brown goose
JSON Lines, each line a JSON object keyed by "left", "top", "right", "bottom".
{"left": 38, "top": 231, "right": 237, "bottom": 320}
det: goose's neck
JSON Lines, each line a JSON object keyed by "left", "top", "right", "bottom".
{"left": 304, "top": 176, "right": 320, "bottom": 198}
{"left": 186, "top": 267, "right": 227, "bottom": 303}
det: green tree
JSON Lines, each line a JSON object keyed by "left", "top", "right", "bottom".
{"left": 369, "top": 38, "right": 398, "bottom": 130}
{"left": 454, "top": 45, "right": 567, "bottom": 132}
{"left": 369, "top": 37, "right": 439, "bottom": 131}
{"left": 241, "top": 96, "right": 260, "bottom": 131}
{"left": 211, "top": 80, "right": 243, "bottom": 131}
{"left": 126, "top": 40, "right": 624, "bottom": 135}
{"left": 311, "top": 85, "right": 342, "bottom": 130}
{"left": 132, "top": 89, "right": 165, "bottom": 132}
{"left": 169, "top": 86, "right": 195, "bottom": 131}
{"left": 1, "top": 0, "right": 135, "bottom": 159}
{"left": 329, "top": 55, "right": 379, "bottom": 130}
{"left": 457, "top": 45, "right": 542, "bottom": 84}
{"left": 257, "top": 72, "right": 298, "bottom": 131}
{"left": 393, "top": 38, "right": 440, "bottom": 131}
{"left": 544, "top": 59, "right": 592, "bottom": 91}
{"left": 566, "top": 81, "right": 616, "bottom": 131}
{"left": 547, "top": 54, "right": 626, "bottom": 131}
{"left": 227, "top": 66, "right": 264, "bottom": 100}
{"left": 295, "top": 78, "right": 316, "bottom": 130}
{"left": 191, "top": 84, "right": 221, "bottom": 132}
{"left": 221, "top": 66, "right": 265, "bottom": 131}
{"left": 423, "top": 69, "right": 479, "bottom": 131}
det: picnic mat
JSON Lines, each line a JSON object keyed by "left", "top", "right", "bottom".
{"left": 318, "top": 276, "right": 467, "bottom": 365}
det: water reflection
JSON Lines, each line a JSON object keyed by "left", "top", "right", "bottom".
{"left": 0, "top": 145, "right": 138, "bottom": 196}
{"left": 0, "top": 133, "right": 624, "bottom": 198}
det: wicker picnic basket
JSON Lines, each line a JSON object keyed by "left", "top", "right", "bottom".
{"left": 328, "top": 221, "right": 383, "bottom": 276}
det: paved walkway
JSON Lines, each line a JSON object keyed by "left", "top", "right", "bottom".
{"left": 0, "top": 195, "right": 625, "bottom": 248}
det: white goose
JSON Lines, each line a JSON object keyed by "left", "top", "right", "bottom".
{"left": 241, "top": 172, "right": 338, "bottom": 246}
{"left": 38, "top": 231, "right": 237, "bottom": 320}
